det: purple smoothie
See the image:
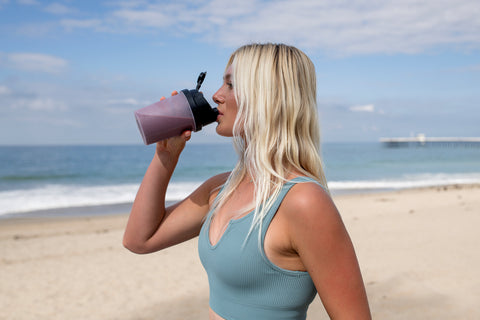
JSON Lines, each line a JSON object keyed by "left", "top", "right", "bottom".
{"left": 134, "top": 92, "right": 196, "bottom": 145}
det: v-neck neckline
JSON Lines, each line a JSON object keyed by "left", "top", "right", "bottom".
{"left": 205, "top": 176, "right": 309, "bottom": 248}
{"left": 207, "top": 207, "right": 255, "bottom": 248}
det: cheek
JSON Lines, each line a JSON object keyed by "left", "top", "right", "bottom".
{"left": 227, "top": 97, "right": 238, "bottom": 116}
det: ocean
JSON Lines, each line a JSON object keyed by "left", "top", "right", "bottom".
{"left": 1, "top": 142, "right": 479, "bottom": 218}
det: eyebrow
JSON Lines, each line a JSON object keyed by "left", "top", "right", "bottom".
{"left": 223, "top": 73, "right": 232, "bottom": 81}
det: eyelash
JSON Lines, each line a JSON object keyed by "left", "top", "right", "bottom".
{"left": 226, "top": 82, "right": 233, "bottom": 89}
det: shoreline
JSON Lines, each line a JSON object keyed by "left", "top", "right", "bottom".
{"left": 1, "top": 183, "right": 479, "bottom": 221}
{"left": 1, "top": 183, "right": 479, "bottom": 319}
{"left": 0, "top": 202, "right": 134, "bottom": 220}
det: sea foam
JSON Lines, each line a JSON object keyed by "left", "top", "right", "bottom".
{"left": 1, "top": 173, "right": 479, "bottom": 216}
{"left": 0, "top": 181, "right": 202, "bottom": 216}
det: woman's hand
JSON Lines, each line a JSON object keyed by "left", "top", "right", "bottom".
{"left": 155, "top": 90, "right": 192, "bottom": 169}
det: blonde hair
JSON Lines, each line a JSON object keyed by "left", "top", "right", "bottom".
{"left": 212, "top": 43, "right": 328, "bottom": 241}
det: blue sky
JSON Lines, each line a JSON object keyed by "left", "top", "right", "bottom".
{"left": 0, "top": 0, "right": 479, "bottom": 145}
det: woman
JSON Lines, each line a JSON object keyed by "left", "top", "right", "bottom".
{"left": 123, "top": 43, "right": 371, "bottom": 319}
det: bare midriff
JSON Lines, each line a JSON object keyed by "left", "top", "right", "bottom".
{"left": 209, "top": 307, "right": 225, "bottom": 320}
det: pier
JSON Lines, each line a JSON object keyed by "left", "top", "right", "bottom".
{"left": 380, "top": 134, "right": 480, "bottom": 148}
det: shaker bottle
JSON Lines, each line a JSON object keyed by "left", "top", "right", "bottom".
{"left": 134, "top": 72, "right": 219, "bottom": 145}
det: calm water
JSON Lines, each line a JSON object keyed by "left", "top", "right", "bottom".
{"left": 1, "top": 142, "right": 479, "bottom": 217}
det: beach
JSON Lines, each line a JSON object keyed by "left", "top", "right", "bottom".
{"left": 1, "top": 184, "right": 479, "bottom": 320}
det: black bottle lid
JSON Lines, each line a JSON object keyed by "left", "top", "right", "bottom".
{"left": 181, "top": 89, "right": 218, "bottom": 131}
{"left": 181, "top": 72, "right": 218, "bottom": 131}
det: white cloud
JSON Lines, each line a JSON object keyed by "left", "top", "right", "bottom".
{"left": 350, "top": 104, "right": 375, "bottom": 113}
{"left": 16, "top": 22, "right": 55, "bottom": 37}
{"left": 9, "top": 97, "right": 67, "bottom": 111}
{"left": 107, "top": 98, "right": 146, "bottom": 106}
{"left": 109, "top": 98, "right": 137, "bottom": 105}
{"left": 60, "top": 19, "right": 102, "bottom": 31}
{"left": 112, "top": 8, "right": 173, "bottom": 28}
{"left": 361, "top": 125, "right": 379, "bottom": 132}
{"left": 91, "top": 0, "right": 480, "bottom": 55}
{"left": 4, "top": 52, "right": 68, "bottom": 73}
{"left": 9, "top": 0, "right": 480, "bottom": 55}
{"left": 0, "top": 85, "right": 11, "bottom": 95}
{"left": 106, "top": 98, "right": 151, "bottom": 114}
{"left": 44, "top": 3, "right": 74, "bottom": 15}
{"left": 33, "top": 116, "right": 83, "bottom": 127}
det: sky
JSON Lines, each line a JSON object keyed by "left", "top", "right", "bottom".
{"left": 0, "top": 0, "right": 479, "bottom": 145}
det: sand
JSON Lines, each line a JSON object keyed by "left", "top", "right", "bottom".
{"left": 1, "top": 184, "right": 479, "bottom": 320}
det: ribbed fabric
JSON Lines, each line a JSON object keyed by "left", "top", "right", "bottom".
{"left": 198, "top": 177, "right": 320, "bottom": 320}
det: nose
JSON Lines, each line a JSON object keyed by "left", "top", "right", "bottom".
{"left": 212, "top": 88, "right": 224, "bottom": 105}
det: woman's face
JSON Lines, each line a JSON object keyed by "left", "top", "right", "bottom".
{"left": 212, "top": 65, "right": 238, "bottom": 137}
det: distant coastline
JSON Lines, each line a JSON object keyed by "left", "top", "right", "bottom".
{"left": 380, "top": 134, "right": 480, "bottom": 147}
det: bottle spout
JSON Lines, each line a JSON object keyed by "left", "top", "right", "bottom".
{"left": 196, "top": 72, "right": 207, "bottom": 91}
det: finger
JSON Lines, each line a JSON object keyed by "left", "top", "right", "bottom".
{"left": 171, "top": 90, "right": 178, "bottom": 96}
{"left": 160, "top": 96, "right": 166, "bottom": 101}
{"left": 183, "top": 130, "right": 192, "bottom": 141}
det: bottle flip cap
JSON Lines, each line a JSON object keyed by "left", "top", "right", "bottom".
{"left": 183, "top": 72, "right": 218, "bottom": 132}
{"left": 196, "top": 71, "right": 206, "bottom": 90}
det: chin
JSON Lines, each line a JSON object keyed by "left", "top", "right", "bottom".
{"left": 215, "top": 124, "right": 234, "bottom": 137}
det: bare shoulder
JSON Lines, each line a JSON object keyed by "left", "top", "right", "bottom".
{"left": 199, "top": 171, "right": 230, "bottom": 198}
{"left": 280, "top": 180, "right": 351, "bottom": 264}
{"left": 279, "top": 180, "right": 345, "bottom": 239}
{"left": 282, "top": 180, "right": 338, "bottom": 220}
{"left": 178, "top": 171, "right": 230, "bottom": 209}
{"left": 203, "top": 171, "right": 230, "bottom": 190}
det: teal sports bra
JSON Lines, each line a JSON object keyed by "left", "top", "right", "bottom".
{"left": 198, "top": 177, "right": 320, "bottom": 320}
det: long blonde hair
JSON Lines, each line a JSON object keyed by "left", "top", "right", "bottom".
{"left": 212, "top": 43, "right": 328, "bottom": 240}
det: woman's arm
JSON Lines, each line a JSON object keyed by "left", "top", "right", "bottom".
{"left": 284, "top": 183, "right": 371, "bottom": 319}
{"left": 123, "top": 131, "right": 228, "bottom": 254}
